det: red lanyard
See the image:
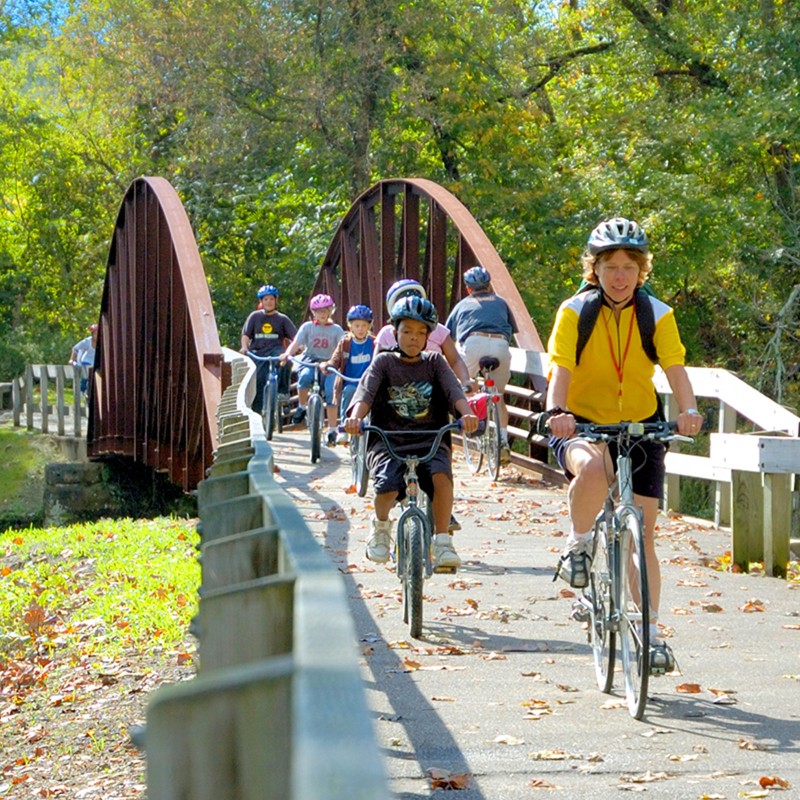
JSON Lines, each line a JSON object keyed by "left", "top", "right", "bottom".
{"left": 602, "top": 307, "right": 634, "bottom": 411}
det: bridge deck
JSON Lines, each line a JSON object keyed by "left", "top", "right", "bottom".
{"left": 271, "top": 428, "right": 799, "bottom": 800}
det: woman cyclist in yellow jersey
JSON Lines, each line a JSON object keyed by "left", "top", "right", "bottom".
{"left": 545, "top": 217, "right": 702, "bottom": 673}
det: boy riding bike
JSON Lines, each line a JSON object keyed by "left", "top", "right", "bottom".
{"left": 344, "top": 296, "right": 478, "bottom": 570}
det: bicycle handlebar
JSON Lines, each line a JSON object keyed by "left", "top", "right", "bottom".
{"left": 324, "top": 365, "right": 361, "bottom": 383}
{"left": 573, "top": 419, "right": 694, "bottom": 444}
{"left": 246, "top": 351, "right": 284, "bottom": 363}
{"left": 343, "top": 420, "right": 462, "bottom": 465}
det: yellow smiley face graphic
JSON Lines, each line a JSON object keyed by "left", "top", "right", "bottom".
{"left": 261, "top": 322, "right": 274, "bottom": 334}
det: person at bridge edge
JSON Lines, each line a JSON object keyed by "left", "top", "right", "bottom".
{"left": 322, "top": 304, "right": 375, "bottom": 445}
{"left": 544, "top": 216, "right": 703, "bottom": 674}
{"left": 69, "top": 323, "right": 99, "bottom": 393}
{"left": 344, "top": 296, "right": 479, "bottom": 570}
{"left": 445, "top": 266, "right": 518, "bottom": 465}
{"left": 281, "top": 293, "right": 345, "bottom": 446}
{"left": 240, "top": 284, "right": 297, "bottom": 415}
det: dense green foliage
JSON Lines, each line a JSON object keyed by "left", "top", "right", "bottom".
{"left": 1, "top": 0, "right": 798, "bottom": 407}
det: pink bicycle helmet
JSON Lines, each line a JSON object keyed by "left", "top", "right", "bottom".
{"left": 309, "top": 293, "right": 335, "bottom": 311}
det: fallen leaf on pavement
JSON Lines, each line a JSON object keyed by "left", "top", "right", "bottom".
{"left": 426, "top": 768, "right": 471, "bottom": 790}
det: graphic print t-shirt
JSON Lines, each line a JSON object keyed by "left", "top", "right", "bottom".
{"left": 242, "top": 311, "right": 297, "bottom": 356}
{"left": 350, "top": 351, "right": 464, "bottom": 455}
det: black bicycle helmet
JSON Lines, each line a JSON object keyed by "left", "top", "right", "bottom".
{"left": 389, "top": 296, "right": 438, "bottom": 331}
{"left": 464, "top": 266, "right": 491, "bottom": 289}
{"left": 346, "top": 304, "right": 374, "bottom": 322}
{"left": 587, "top": 218, "right": 649, "bottom": 255}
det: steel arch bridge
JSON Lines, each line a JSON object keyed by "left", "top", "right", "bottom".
{"left": 87, "top": 177, "right": 544, "bottom": 490}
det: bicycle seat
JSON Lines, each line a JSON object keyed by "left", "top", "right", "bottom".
{"left": 478, "top": 356, "right": 500, "bottom": 372}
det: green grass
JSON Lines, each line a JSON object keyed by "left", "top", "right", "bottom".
{"left": 0, "top": 517, "right": 200, "bottom": 662}
{"left": 0, "top": 427, "right": 61, "bottom": 527}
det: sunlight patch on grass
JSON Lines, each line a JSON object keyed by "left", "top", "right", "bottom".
{"left": 0, "top": 517, "right": 200, "bottom": 661}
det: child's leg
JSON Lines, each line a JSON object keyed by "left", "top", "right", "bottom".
{"left": 430, "top": 472, "right": 454, "bottom": 535}
{"left": 374, "top": 490, "right": 399, "bottom": 521}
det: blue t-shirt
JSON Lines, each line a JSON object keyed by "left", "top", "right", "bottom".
{"left": 445, "top": 292, "right": 517, "bottom": 344}
{"left": 345, "top": 337, "right": 374, "bottom": 380}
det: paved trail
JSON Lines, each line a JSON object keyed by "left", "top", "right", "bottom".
{"left": 271, "top": 430, "right": 800, "bottom": 800}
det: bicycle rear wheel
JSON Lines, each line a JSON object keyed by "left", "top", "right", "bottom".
{"left": 398, "top": 508, "right": 427, "bottom": 639}
{"left": 351, "top": 433, "right": 369, "bottom": 497}
{"left": 308, "top": 394, "right": 323, "bottom": 463}
{"left": 485, "top": 399, "right": 502, "bottom": 480}
{"left": 588, "top": 514, "right": 615, "bottom": 694}
{"left": 264, "top": 378, "right": 277, "bottom": 440}
{"left": 618, "top": 508, "right": 650, "bottom": 719}
{"left": 462, "top": 422, "right": 483, "bottom": 474}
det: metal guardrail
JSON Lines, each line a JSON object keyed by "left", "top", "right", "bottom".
{"left": 144, "top": 351, "right": 387, "bottom": 800}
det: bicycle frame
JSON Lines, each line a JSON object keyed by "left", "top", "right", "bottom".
{"left": 463, "top": 356, "right": 502, "bottom": 479}
{"left": 291, "top": 357, "right": 327, "bottom": 463}
{"left": 573, "top": 419, "right": 691, "bottom": 720}
{"left": 328, "top": 365, "right": 368, "bottom": 495}
{"left": 246, "top": 352, "right": 285, "bottom": 440}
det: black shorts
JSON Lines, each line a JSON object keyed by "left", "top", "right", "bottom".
{"left": 367, "top": 446, "right": 452, "bottom": 500}
{"left": 550, "top": 429, "right": 666, "bottom": 500}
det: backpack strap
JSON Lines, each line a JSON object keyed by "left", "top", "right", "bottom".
{"left": 633, "top": 288, "right": 658, "bottom": 364}
{"left": 575, "top": 286, "right": 658, "bottom": 365}
{"left": 575, "top": 287, "right": 603, "bottom": 366}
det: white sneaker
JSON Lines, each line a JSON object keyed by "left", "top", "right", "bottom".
{"left": 557, "top": 537, "right": 592, "bottom": 588}
{"left": 336, "top": 430, "right": 349, "bottom": 445}
{"left": 366, "top": 518, "right": 392, "bottom": 563}
{"left": 433, "top": 534, "right": 461, "bottom": 571}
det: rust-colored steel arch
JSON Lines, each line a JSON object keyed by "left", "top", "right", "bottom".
{"left": 87, "top": 177, "right": 224, "bottom": 491}
{"left": 313, "top": 178, "right": 544, "bottom": 351}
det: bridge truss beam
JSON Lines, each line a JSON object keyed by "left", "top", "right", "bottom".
{"left": 88, "top": 177, "right": 224, "bottom": 491}
{"left": 313, "top": 178, "right": 544, "bottom": 351}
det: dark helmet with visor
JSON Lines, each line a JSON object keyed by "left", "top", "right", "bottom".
{"left": 390, "top": 296, "right": 438, "bottom": 331}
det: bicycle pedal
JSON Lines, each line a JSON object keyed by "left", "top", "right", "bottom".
{"left": 433, "top": 565, "right": 458, "bottom": 574}
{"left": 570, "top": 601, "right": 591, "bottom": 623}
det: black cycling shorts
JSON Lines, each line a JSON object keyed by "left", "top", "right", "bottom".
{"left": 367, "top": 445, "right": 452, "bottom": 500}
{"left": 550, "top": 432, "right": 666, "bottom": 500}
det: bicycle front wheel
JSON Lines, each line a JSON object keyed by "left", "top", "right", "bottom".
{"left": 618, "top": 508, "right": 650, "bottom": 720}
{"left": 351, "top": 434, "right": 369, "bottom": 497}
{"left": 588, "top": 513, "right": 615, "bottom": 694}
{"left": 398, "top": 508, "right": 428, "bottom": 639}
{"left": 485, "top": 399, "right": 502, "bottom": 480}
{"left": 308, "top": 395, "right": 323, "bottom": 463}
{"left": 264, "top": 379, "right": 277, "bottom": 440}
{"left": 462, "top": 422, "right": 483, "bottom": 474}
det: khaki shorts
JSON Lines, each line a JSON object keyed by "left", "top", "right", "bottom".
{"left": 459, "top": 336, "right": 511, "bottom": 389}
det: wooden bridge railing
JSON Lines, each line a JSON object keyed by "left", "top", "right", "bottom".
{"left": 8, "top": 364, "right": 90, "bottom": 437}
{"left": 502, "top": 350, "right": 800, "bottom": 577}
{"left": 144, "top": 350, "right": 386, "bottom": 800}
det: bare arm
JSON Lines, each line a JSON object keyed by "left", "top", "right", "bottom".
{"left": 441, "top": 335, "right": 472, "bottom": 387}
{"left": 545, "top": 364, "right": 576, "bottom": 437}
{"left": 240, "top": 334, "right": 251, "bottom": 354}
{"left": 664, "top": 364, "right": 701, "bottom": 435}
{"left": 344, "top": 400, "right": 372, "bottom": 434}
